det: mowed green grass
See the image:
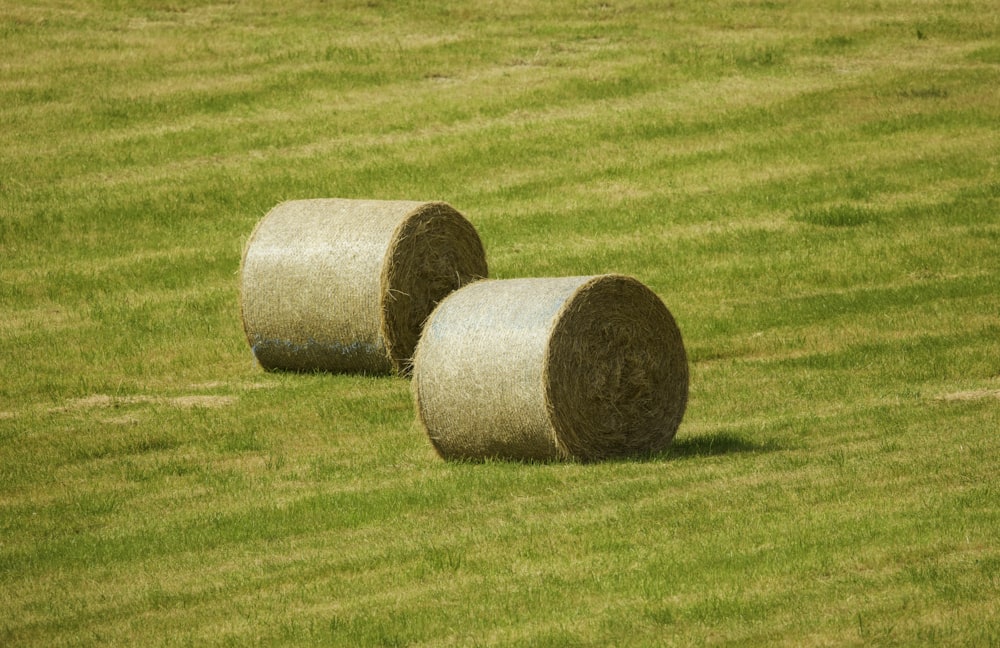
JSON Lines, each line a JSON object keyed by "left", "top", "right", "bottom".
{"left": 2, "top": 0, "right": 998, "bottom": 645}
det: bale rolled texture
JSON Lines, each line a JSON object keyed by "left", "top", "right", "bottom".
{"left": 240, "top": 199, "right": 487, "bottom": 375}
{"left": 412, "top": 275, "right": 688, "bottom": 462}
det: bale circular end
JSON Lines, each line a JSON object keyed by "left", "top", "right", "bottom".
{"left": 381, "top": 202, "right": 488, "bottom": 375}
{"left": 544, "top": 275, "right": 688, "bottom": 461}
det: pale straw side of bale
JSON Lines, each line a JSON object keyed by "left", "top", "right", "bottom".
{"left": 412, "top": 275, "right": 689, "bottom": 462}
{"left": 240, "top": 199, "right": 487, "bottom": 375}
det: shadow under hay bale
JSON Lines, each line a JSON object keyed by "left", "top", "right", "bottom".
{"left": 240, "top": 199, "right": 487, "bottom": 375}
{"left": 412, "top": 275, "right": 689, "bottom": 462}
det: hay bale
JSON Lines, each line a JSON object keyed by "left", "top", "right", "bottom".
{"left": 412, "top": 274, "right": 688, "bottom": 462}
{"left": 240, "top": 199, "right": 487, "bottom": 375}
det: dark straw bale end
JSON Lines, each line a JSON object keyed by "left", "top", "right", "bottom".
{"left": 412, "top": 275, "right": 688, "bottom": 462}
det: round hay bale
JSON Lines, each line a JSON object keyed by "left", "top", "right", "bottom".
{"left": 240, "top": 199, "right": 488, "bottom": 375}
{"left": 412, "top": 274, "right": 688, "bottom": 462}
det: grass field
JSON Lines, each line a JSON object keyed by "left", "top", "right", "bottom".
{"left": 2, "top": 0, "right": 999, "bottom": 645}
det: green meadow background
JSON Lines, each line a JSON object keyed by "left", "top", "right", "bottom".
{"left": 2, "top": 1, "right": 998, "bottom": 645}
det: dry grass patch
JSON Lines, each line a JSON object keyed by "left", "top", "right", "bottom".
{"left": 59, "top": 394, "right": 237, "bottom": 411}
{"left": 937, "top": 388, "right": 1000, "bottom": 402}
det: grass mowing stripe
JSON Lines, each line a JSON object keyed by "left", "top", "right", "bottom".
{"left": 1, "top": 491, "right": 421, "bottom": 578}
